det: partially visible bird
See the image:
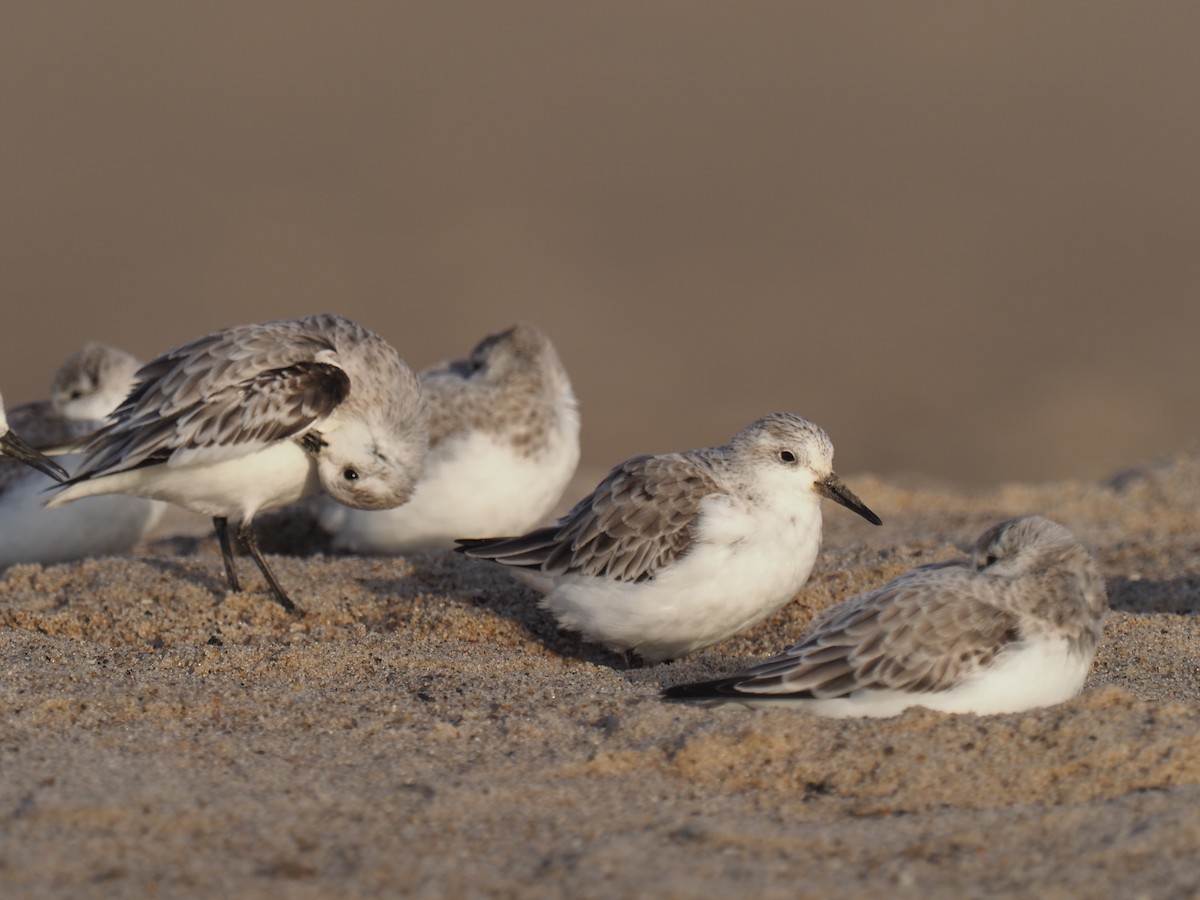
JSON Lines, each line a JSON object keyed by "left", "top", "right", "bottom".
{"left": 51, "top": 341, "right": 143, "bottom": 422}
{"left": 0, "top": 342, "right": 167, "bottom": 567}
{"left": 318, "top": 323, "right": 579, "bottom": 552}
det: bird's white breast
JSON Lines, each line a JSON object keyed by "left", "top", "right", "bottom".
{"left": 49, "top": 440, "right": 319, "bottom": 521}
{"left": 544, "top": 490, "right": 825, "bottom": 662}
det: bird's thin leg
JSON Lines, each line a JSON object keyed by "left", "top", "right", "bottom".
{"left": 237, "top": 521, "right": 298, "bottom": 613}
{"left": 213, "top": 517, "right": 241, "bottom": 593}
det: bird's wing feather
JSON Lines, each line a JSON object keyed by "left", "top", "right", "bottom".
{"left": 69, "top": 324, "right": 350, "bottom": 479}
{"left": 458, "top": 452, "right": 719, "bottom": 583}
{"left": 665, "top": 562, "right": 1021, "bottom": 700}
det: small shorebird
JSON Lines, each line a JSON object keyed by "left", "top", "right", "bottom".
{"left": 318, "top": 323, "right": 579, "bottom": 552}
{"left": 458, "top": 413, "right": 880, "bottom": 663}
{"left": 0, "top": 342, "right": 167, "bottom": 567}
{"left": 48, "top": 314, "right": 428, "bottom": 611}
{"left": 663, "top": 516, "right": 1107, "bottom": 717}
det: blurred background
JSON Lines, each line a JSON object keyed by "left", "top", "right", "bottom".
{"left": 2, "top": 2, "right": 1198, "bottom": 486}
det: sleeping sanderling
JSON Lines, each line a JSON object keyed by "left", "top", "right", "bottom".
{"left": 663, "top": 516, "right": 1107, "bottom": 716}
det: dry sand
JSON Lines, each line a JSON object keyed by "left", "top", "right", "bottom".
{"left": 2, "top": 457, "right": 1200, "bottom": 897}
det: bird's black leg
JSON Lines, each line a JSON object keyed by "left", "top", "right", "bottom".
{"left": 213, "top": 516, "right": 241, "bottom": 593}
{"left": 237, "top": 521, "right": 298, "bottom": 613}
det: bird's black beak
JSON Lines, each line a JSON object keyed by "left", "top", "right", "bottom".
{"left": 0, "top": 431, "right": 69, "bottom": 482}
{"left": 815, "top": 473, "right": 881, "bottom": 526}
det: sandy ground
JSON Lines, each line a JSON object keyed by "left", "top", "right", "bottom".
{"left": 2, "top": 457, "right": 1200, "bottom": 897}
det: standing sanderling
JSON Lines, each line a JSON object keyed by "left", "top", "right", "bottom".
{"left": 0, "top": 343, "right": 169, "bottom": 567}
{"left": 0, "top": 390, "right": 68, "bottom": 483}
{"left": 457, "top": 413, "right": 880, "bottom": 663}
{"left": 317, "top": 323, "right": 579, "bottom": 552}
{"left": 47, "top": 314, "right": 428, "bottom": 611}
{"left": 663, "top": 516, "right": 1107, "bottom": 716}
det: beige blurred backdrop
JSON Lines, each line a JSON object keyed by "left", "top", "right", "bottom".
{"left": 2, "top": 2, "right": 1198, "bottom": 486}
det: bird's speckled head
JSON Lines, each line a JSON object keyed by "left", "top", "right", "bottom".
{"left": 318, "top": 415, "right": 428, "bottom": 511}
{"left": 728, "top": 413, "right": 880, "bottom": 526}
{"left": 971, "top": 515, "right": 1107, "bottom": 618}
{"left": 730, "top": 413, "right": 835, "bottom": 474}
{"left": 312, "top": 314, "right": 429, "bottom": 511}
{"left": 438, "top": 322, "right": 564, "bottom": 386}
{"left": 973, "top": 516, "right": 1092, "bottom": 575}
{"left": 51, "top": 342, "right": 143, "bottom": 422}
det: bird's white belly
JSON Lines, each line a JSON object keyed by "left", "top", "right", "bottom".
{"left": 49, "top": 441, "right": 319, "bottom": 521}
{"left": 795, "top": 634, "right": 1094, "bottom": 719}
{"left": 0, "top": 460, "right": 166, "bottom": 566}
{"left": 320, "top": 428, "right": 579, "bottom": 552}
{"left": 545, "top": 496, "right": 824, "bottom": 662}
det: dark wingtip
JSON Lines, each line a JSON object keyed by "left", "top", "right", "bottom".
{"left": 454, "top": 537, "right": 499, "bottom": 556}
{"left": 661, "top": 680, "right": 731, "bottom": 702}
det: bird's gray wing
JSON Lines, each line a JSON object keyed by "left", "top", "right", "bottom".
{"left": 666, "top": 562, "right": 1021, "bottom": 700}
{"left": 70, "top": 324, "right": 350, "bottom": 479}
{"left": 457, "top": 453, "right": 719, "bottom": 583}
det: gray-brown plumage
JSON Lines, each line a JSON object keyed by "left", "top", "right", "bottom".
{"left": 459, "top": 452, "right": 722, "bottom": 583}
{"left": 664, "top": 516, "right": 1107, "bottom": 716}
{"left": 421, "top": 322, "right": 574, "bottom": 455}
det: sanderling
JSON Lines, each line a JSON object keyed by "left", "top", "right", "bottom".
{"left": 317, "top": 322, "right": 579, "bottom": 552}
{"left": 0, "top": 391, "right": 68, "bottom": 483}
{"left": 663, "top": 516, "right": 1107, "bottom": 716}
{"left": 47, "top": 314, "right": 428, "bottom": 611}
{"left": 457, "top": 413, "right": 880, "bottom": 663}
{"left": 0, "top": 343, "right": 169, "bottom": 568}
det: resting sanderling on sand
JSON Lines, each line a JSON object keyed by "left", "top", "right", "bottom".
{"left": 663, "top": 516, "right": 1107, "bottom": 716}
{"left": 0, "top": 343, "right": 169, "bottom": 568}
{"left": 47, "top": 314, "right": 428, "bottom": 611}
{"left": 318, "top": 323, "right": 579, "bottom": 552}
{"left": 457, "top": 413, "right": 880, "bottom": 663}
{"left": 0, "top": 391, "right": 68, "bottom": 483}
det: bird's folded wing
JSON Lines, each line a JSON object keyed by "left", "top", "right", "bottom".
{"left": 70, "top": 325, "right": 350, "bottom": 479}
{"left": 459, "top": 453, "right": 718, "bottom": 583}
{"left": 673, "top": 565, "right": 1020, "bottom": 699}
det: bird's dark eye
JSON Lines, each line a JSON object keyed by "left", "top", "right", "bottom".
{"left": 779, "top": 450, "right": 797, "bottom": 464}
{"left": 984, "top": 554, "right": 999, "bottom": 567}
{"left": 343, "top": 468, "right": 359, "bottom": 481}
{"left": 70, "top": 390, "right": 83, "bottom": 400}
